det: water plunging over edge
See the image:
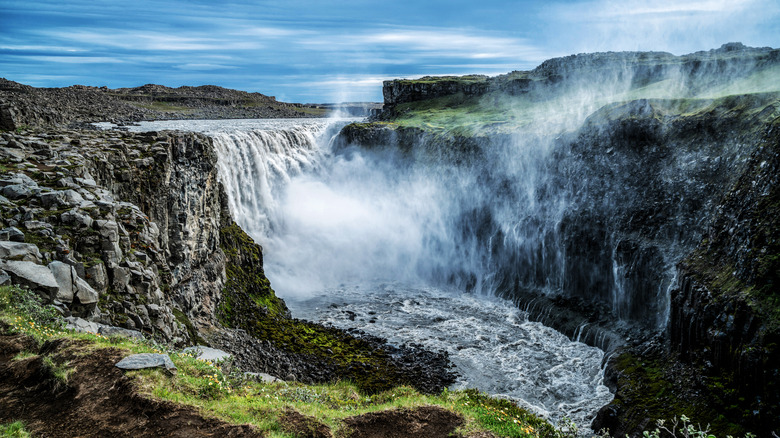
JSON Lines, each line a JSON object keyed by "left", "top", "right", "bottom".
{"left": 126, "top": 118, "right": 615, "bottom": 432}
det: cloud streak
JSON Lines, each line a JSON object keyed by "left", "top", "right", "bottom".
{"left": 0, "top": 0, "right": 776, "bottom": 102}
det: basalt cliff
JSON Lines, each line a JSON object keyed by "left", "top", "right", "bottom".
{"left": 343, "top": 43, "right": 780, "bottom": 436}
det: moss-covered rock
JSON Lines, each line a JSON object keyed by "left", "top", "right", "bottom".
{"left": 216, "top": 220, "right": 455, "bottom": 394}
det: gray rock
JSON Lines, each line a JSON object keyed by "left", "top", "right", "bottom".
{"left": 48, "top": 261, "right": 75, "bottom": 303}
{"left": 182, "top": 346, "right": 232, "bottom": 363}
{"left": 0, "top": 260, "right": 59, "bottom": 296}
{"left": 64, "top": 316, "right": 100, "bottom": 334}
{"left": 75, "top": 276, "right": 98, "bottom": 304}
{"left": 116, "top": 353, "right": 176, "bottom": 371}
{"left": 60, "top": 210, "right": 94, "bottom": 229}
{"left": 0, "top": 241, "right": 42, "bottom": 262}
{"left": 96, "top": 220, "right": 119, "bottom": 241}
{"left": 85, "top": 262, "right": 108, "bottom": 292}
{"left": 75, "top": 177, "right": 97, "bottom": 187}
{"left": 98, "top": 325, "right": 144, "bottom": 339}
{"left": 111, "top": 266, "right": 131, "bottom": 290}
{"left": 2, "top": 184, "right": 33, "bottom": 200}
{"left": 244, "top": 372, "right": 283, "bottom": 383}
{"left": 22, "top": 220, "right": 51, "bottom": 231}
{"left": 0, "top": 173, "right": 37, "bottom": 187}
{"left": 0, "top": 227, "right": 25, "bottom": 242}
{"left": 47, "top": 261, "right": 99, "bottom": 304}
{"left": 146, "top": 303, "right": 162, "bottom": 317}
{"left": 39, "top": 189, "right": 85, "bottom": 209}
{"left": 0, "top": 270, "right": 10, "bottom": 286}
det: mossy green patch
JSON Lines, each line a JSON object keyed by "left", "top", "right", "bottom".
{"left": 610, "top": 352, "right": 748, "bottom": 437}
{"left": 217, "top": 222, "right": 450, "bottom": 394}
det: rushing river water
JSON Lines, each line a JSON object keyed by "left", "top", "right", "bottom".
{"left": 125, "top": 117, "right": 614, "bottom": 431}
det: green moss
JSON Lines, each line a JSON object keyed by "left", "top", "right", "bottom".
{"left": 217, "top": 222, "right": 448, "bottom": 394}
{"left": 611, "top": 352, "right": 747, "bottom": 436}
{"left": 219, "top": 222, "right": 286, "bottom": 318}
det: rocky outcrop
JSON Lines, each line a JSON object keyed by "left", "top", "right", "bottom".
{"left": 0, "top": 125, "right": 456, "bottom": 394}
{"left": 590, "top": 102, "right": 780, "bottom": 436}
{"left": 379, "top": 43, "right": 780, "bottom": 110}
{"left": 382, "top": 76, "right": 491, "bottom": 106}
{"left": 0, "top": 79, "right": 324, "bottom": 130}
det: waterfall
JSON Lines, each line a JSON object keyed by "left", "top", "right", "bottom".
{"left": 207, "top": 117, "right": 684, "bottom": 333}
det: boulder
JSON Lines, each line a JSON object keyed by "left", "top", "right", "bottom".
{"left": 39, "top": 189, "right": 84, "bottom": 208}
{"left": 47, "top": 261, "right": 99, "bottom": 304}
{"left": 75, "top": 276, "right": 98, "bottom": 304}
{"left": 60, "top": 210, "right": 94, "bottom": 229}
{"left": 115, "top": 353, "right": 176, "bottom": 371}
{"left": 98, "top": 325, "right": 144, "bottom": 339}
{"left": 0, "top": 241, "right": 42, "bottom": 262}
{"left": 0, "top": 173, "right": 37, "bottom": 187}
{"left": 0, "top": 227, "right": 25, "bottom": 242}
{"left": 1, "top": 184, "right": 34, "bottom": 200}
{"left": 0, "top": 260, "right": 59, "bottom": 297}
{"left": 64, "top": 316, "right": 100, "bottom": 334}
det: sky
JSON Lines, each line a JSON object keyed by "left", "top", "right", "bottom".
{"left": 1, "top": 0, "right": 778, "bottom": 103}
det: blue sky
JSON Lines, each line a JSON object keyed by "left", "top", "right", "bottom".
{"left": 1, "top": 0, "right": 778, "bottom": 103}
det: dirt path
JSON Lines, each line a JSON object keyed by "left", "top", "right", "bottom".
{"left": 0, "top": 333, "right": 261, "bottom": 437}
{"left": 0, "top": 331, "right": 469, "bottom": 438}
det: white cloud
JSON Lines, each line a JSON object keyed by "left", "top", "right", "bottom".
{"left": 545, "top": 0, "right": 780, "bottom": 54}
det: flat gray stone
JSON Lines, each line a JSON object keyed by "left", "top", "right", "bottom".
{"left": 40, "top": 189, "right": 85, "bottom": 208}
{"left": 0, "top": 260, "right": 59, "bottom": 295}
{"left": 0, "top": 241, "right": 42, "bottom": 263}
{"left": 182, "top": 346, "right": 232, "bottom": 363}
{"left": 98, "top": 325, "right": 144, "bottom": 340}
{"left": 115, "top": 353, "right": 176, "bottom": 371}
{"left": 64, "top": 316, "right": 100, "bottom": 334}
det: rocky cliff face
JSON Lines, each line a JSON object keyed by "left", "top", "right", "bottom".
{"left": 590, "top": 100, "right": 780, "bottom": 437}
{"left": 0, "top": 124, "right": 456, "bottom": 394}
{"left": 379, "top": 43, "right": 780, "bottom": 111}
{"left": 0, "top": 128, "right": 230, "bottom": 341}
{"left": 345, "top": 82, "right": 780, "bottom": 434}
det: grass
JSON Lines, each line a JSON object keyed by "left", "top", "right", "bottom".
{"left": 0, "top": 284, "right": 562, "bottom": 438}
{"left": 0, "top": 421, "right": 31, "bottom": 438}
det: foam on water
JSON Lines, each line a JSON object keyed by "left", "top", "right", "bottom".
{"left": 289, "top": 282, "right": 612, "bottom": 428}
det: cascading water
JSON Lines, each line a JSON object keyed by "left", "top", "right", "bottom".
{"left": 127, "top": 117, "right": 616, "bottom": 430}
